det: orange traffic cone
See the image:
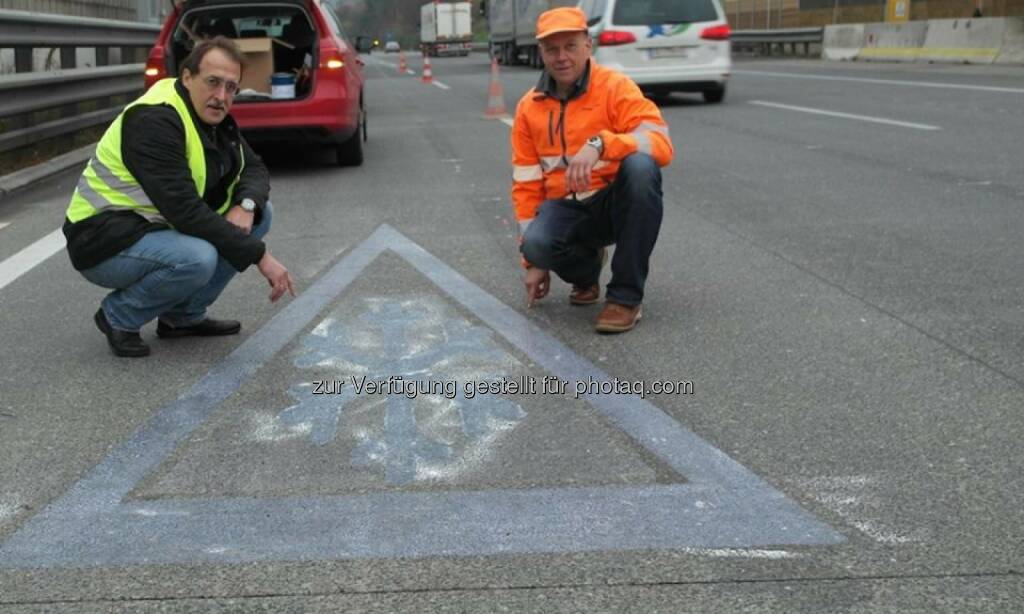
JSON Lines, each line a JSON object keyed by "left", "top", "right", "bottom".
{"left": 398, "top": 51, "right": 407, "bottom": 73}
{"left": 484, "top": 57, "right": 508, "bottom": 118}
{"left": 421, "top": 54, "right": 433, "bottom": 84}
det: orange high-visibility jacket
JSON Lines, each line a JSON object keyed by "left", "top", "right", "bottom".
{"left": 511, "top": 61, "right": 673, "bottom": 235}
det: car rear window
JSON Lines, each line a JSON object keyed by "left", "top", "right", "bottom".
{"left": 611, "top": 0, "right": 719, "bottom": 26}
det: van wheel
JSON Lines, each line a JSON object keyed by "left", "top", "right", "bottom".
{"left": 703, "top": 85, "right": 726, "bottom": 104}
{"left": 336, "top": 103, "right": 365, "bottom": 167}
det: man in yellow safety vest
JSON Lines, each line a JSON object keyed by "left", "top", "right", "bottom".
{"left": 63, "top": 37, "right": 294, "bottom": 357}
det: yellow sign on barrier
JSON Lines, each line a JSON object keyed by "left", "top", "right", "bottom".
{"left": 886, "top": 0, "right": 910, "bottom": 22}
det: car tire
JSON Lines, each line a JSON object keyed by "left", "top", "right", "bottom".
{"left": 336, "top": 102, "right": 365, "bottom": 167}
{"left": 703, "top": 85, "right": 726, "bottom": 104}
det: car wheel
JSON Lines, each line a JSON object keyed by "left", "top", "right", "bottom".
{"left": 336, "top": 103, "right": 365, "bottom": 167}
{"left": 703, "top": 85, "right": 726, "bottom": 104}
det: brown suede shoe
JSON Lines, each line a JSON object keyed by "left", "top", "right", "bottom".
{"left": 594, "top": 302, "right": 642, "bottom": 333}
{"left": 569, "top": 283, "right": 600, "bottom": 305}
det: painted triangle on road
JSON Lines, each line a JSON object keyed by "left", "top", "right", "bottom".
{"left": 0, "top": 225, "right": 843, "bottom": 568}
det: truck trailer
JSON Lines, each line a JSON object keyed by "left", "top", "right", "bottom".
{"left": 421, "top": 1, "right": 473, "bottom": 57}
{"left": 487, "top": 0, "right": 576, "bottom": 67}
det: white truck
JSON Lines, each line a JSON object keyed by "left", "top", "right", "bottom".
{"left": 420, "top": 2, "right": 473, "bottom": 57}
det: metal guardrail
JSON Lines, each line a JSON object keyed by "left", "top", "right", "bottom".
{"left": 0, "top": 9, "right": 161, "bottom": 47}
{"left": 0, "top": 9, "right": 159, "bottom": 158}
{"left": 731, "top": 27, "right": 824, "bottom": 56}
{"left": 0, "top": 65, "right": 143, "bottom": 151}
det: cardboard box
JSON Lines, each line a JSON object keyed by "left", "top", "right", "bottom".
{"left": 235, "top": 38, "right": 275, "bottom": 94}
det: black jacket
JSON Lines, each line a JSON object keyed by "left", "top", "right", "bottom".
{"left": 64, "top": 80, "right": 270, "bottom": 272}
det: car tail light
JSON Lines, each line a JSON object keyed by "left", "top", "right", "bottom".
{"left": 700, "top": 24, "right": 731, "bottom": 41}
{"left": 597, "top": 30, "right": 636, "bottom": 46}
{"left": 319, "top": 41, "right": 345, "bottom": 70}
{"left": 143, "top": 48, "right": 167, "bottom": 90}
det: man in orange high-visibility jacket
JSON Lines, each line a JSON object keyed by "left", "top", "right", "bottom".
{"left": 513, "top": 7, "right": 673, "bottom": 333}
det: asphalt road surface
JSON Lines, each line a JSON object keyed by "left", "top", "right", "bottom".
{"left": 0, "top": 54, "right": 1022, "bottom": 612}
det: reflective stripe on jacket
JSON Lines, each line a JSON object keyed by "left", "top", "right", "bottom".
{"left": 510, "top": 62, "right": 673, "bottom": 231}
{"left": 66, "top": 78, "right": 243, "bottom": 224}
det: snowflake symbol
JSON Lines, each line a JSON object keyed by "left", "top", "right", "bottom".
{"left": 273, "top": 297, "right": 528, "bottom": 484}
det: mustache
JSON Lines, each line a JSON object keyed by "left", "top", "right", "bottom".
{"left": 207, "top": 102, "right": 227, "bottom": 110}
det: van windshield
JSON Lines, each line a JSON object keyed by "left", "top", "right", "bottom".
{"left": 612, "top": 0, "right": 719, "bottom": 26}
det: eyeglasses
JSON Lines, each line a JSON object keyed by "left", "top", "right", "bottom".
{"left": 202, "top": 75, "right": 240, "bottom": 96}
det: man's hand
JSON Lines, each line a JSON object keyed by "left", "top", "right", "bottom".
{"left": 257, "top": 252, "right": 296, "bottom": 302}
{"left": 524, "top": 267, "right": 550, "bottom": 308}
{"left": 225, "top": 204, "right": 255, "bottom": 234}
{"left": 565, "top": 144, "right": 600, "bottom": 194}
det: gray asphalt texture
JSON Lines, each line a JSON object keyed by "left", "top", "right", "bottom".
{"left": 0, "top": 54, "right": 1022, "bottom": 611}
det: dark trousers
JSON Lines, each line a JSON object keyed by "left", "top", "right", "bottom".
{"left": 520, "top": 153, "right": 663, "bottom": 306}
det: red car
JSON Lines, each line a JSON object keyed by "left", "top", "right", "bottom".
{"left": 144, "top": 0, "right": 369, "bottom": 166}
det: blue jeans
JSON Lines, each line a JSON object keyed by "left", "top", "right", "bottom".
{"left": 80, "top": 203, "right": 273, "bottom": 332}
{"left": 520, "top": 154, "right": 663, "bottom": 306}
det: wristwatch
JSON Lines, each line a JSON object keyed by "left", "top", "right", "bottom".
{"left": 586, "top": 135, "right": 604, "bottom": 156}
{"left": 239, "top": 198, "right": 256, "bottom": 213}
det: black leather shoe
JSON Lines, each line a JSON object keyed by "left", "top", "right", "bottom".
{"left": 157, "top": 317, "right": 241, "bottom": 338}
{"left": 94, "top": 309, "right": 150, "bottom": 357}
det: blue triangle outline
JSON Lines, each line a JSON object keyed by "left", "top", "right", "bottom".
{"left": 0, "top": 225, "right": 843, "bottom": 568}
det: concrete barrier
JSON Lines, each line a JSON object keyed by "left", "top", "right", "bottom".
{"left": 918, "top": 18, "right": 1004, "bottom": 64}
{"left": 820, "top": 17, "right": 1024, "bottom": 65}
{"left": 859, "top": 22, "right": 929, "bottom": 61}
{"left": 994, "top": 16, "right": 1024, "bottom": 65}
{"left": 822, "top": 24, "right": 864, "bottom": 61}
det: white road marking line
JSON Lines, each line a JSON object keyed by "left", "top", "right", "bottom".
{"left": 680, "top": 548, "right": 802, "bottom": 559}
{"left": 749, "top": 100, "right": 941, "bottom": 131}
{"left": 0, "top": 494, "right": 24, "bottom": 522}
{"left": 406, "top": 69, "right": 417, "bottom": 75}
{"left": 432, "top": 80, "right": 451, "bottom": 90}
{"left": 0, "top": 223, "right": 9, "bottom": 232}
{"left": 0, "top": 228, "right": 66, "bottom": 292}
{"left": 499, "top": 117, "right": 514, "bottom": 127}
{"left": 734, "top": 69, "right": 1024, "bottom": 94}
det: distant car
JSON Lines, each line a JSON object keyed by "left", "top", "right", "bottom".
{"left": 384, "top": 41, "right": 401, "bottom": 53}
{"left": 580, "top": 0, "right": 732, "bottom": 103}
{"left": 143, "top": 0, "right": 370, "bottom": 166}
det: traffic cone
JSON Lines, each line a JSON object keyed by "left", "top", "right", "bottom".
{"left": 398, "top": 51, "right": 407, "bottom": 73}
{"left": 421, "top": 54, "right": 433, "bottom": 84}
{"left": 484, "top": 57, "right": 508, "bottom": 118}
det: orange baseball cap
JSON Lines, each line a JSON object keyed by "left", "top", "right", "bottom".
{"left": 536, "top": 7, "right": 588, "bottom": 40}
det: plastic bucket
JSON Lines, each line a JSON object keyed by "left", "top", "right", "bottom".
{"left": 271, "top": 72, "right": 296, "bottom": 99}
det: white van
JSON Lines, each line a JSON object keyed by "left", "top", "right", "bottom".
{"left": 578, "top": 0, "right": 732, "bottom": 103}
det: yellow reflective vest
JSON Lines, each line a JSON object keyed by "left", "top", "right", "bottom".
{"left": 66, "top": 78, "right": 243, "bottom": 225}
